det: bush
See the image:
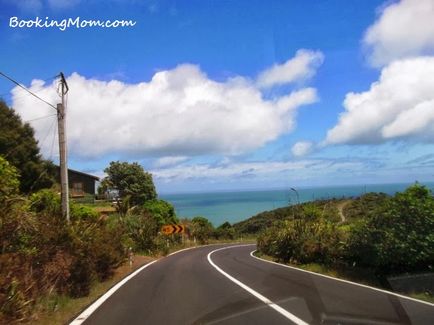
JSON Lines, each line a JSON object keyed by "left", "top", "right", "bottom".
{"left": 190, "top": 216, "right": 214, "bottom": 244}
{"left": 0, "top": 156, "right": 20, "bottom": 205}
{"left": 346, "top": 184, "right": 434, "bottom": 275}
{"left": 142, "top": 199, "right": 178, "bottom": 226}
{"left": 214, "top": 222, "right": 236, "bottom": 240}
{"left": 257, "top": 218, "right": 343, "bottom": 265}
{"left": 0, "top": 202, "right": 127, "bottom": 322}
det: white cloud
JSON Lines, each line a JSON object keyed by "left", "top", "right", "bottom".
{"left": 364, "top": 0, "right": 434, "bottom": 67}
{"left": 256, "top": 49, "right": 324, "bottom": 88}
{"left": 12, "top": 60, "right": 320, "bottom": 159}
{"left": 151, "top": 159, "right": 366, "bottom": 184}
{"left": 291, "top": 141, "right": 313, "bottom": 157}
{"left": 324, "top": 57, "right": 434, "bottom": 145}
{"left": 154, "top": 156, "right": 188, "bottom": 168}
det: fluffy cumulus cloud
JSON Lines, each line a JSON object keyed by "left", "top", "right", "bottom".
{"left": 256, "top": 49, "right": 324, "bottom": 88}
{"left": 291, "top": 141, "right": 313, "bottom": 157}
{"left": 364, "top": 0, "right": 434, "bottom": 67}
{"left": 325, "top": 57, "right": 434, "bottom": 145}
{"left": 12, "top": 55, "right": 321, "bottom": 159}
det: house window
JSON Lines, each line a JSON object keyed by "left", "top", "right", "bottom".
{"left": 72, "top": 182, "right": 84, "bottom": 197}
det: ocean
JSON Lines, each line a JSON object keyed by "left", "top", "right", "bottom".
{"left": 160, "top": 182, "right": 434, "bottom": 226}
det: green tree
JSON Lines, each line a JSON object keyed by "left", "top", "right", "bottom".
{"left": 215, "top": 221, "right": 236, "bottom": 240}
{"left": 0, "top": 101, "right": 55, "bottom": 193}
{"left": 191, "top": 216, "right": 214, "bottom": 244}
{"left": 142, "top": 199, "right": 178, "bottom": 226}
{"left": 100, "top": 161, "right": 157, "bottom": 206}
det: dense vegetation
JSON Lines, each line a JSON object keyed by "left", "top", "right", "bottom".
{"left": 99, "top": 161, "right": 157, "bottom": 206}
{"left": 0, "top": 156, "right": 191, "bottom": 323}
{"left": 257, "top": 184, "right": 434, "bottom": 280}
{"left": 0, "top": 101, "right": 56, "bottom": 193}
{"left": 233, "top": 199, "right": 341, "bottom": 235}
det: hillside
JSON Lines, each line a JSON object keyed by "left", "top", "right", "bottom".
{"left": 233, "top": 193, "right": 390, "bottom": 235}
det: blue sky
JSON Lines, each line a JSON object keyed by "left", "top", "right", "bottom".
{"left": 1, "top": 0, "right": 434, "bottom": 193}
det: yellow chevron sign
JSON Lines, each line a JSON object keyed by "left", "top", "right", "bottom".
{"left": 161, "top": 224, "right": 185, "bottom": 235}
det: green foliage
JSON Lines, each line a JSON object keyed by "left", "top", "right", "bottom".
{"left": 343, "top": 192, "right": 389, "bottom": 220}
{"left": 142, "top": 199, "right": 178, "bottom": 226}
{"left": 100, "top": 161, "right": 157, "bottom": 206}
{"left": 234, "top": 199, "right": 342, "bottom": 235}
{"left": 0, "top": 101, "right": 56, "bottom": 193}
{"left": 29, "top": 189, "right": 98, "bottom": 221}
{"left": 29, "top": 189, "right": 61, "bottom": 215}
{"left": 190, "top": 216, "right": 214, "bottom": 244}
{"left": 0, "top": 156, "right": 20, "bottom": 205}
{"left": 257, "top": 218, "right": 343, "bottom": 265}
{"left": 0, "top": 206, "right": 126, "bottom": 321}
{"left": 214, "top": 221, "right": 236, "bottom": 240}
{"left": 122, "top": 213, "right": 159, "bottom": 252}
{"left": 346, "top": 184, "right": 434, "bottom": 275}
{"left": 257, "top": 184, "right": 434, "bottom": 279}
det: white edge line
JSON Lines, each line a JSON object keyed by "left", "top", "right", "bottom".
{"left": 250, "top": 250, "right": 434, "bottom": 307}
{"left": 207, "top": 245, "right": 309, "bottom": 325}
{"left": 69, "top": 243, "right": 228, "bottom": 325}
{"left": 69, "top": 259, "right": 158, "bottom": 325}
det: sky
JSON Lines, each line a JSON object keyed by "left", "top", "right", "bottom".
{"left": 1, "top": 0, "right": 434, "bottom": 193}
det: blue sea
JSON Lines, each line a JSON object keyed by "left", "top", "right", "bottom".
{"left": 160, "top": 182, "right": 434, "bottom": 226}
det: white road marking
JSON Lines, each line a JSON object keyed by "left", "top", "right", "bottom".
{"left": 69, "top": 259, "right": 158, "bottom": 325}
{"left": 250, "top": 250, "right": 434, "bottom": 307}
{"left": 207, "top": 245, "right": 309, "bottom": 325}
{"left": 69, "top": 243, "right": 229, "bottom": 325}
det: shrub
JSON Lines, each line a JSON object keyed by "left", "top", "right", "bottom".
{"left": 257, "top": 218, "right": 343, "bottom": 265}
{"left": 214, "top": 222, "right": 236, "bottom": 240}
{"left": 142, "top": 199, "right": 178, "bottom": 226}
{"left": 191, "top": 216, "right": 214, "bottom": 244}
{"left": 346, "top": 184, "right": 434, "bottom": 275}
{"left": 0, "top": 156, "right": 20, "bottom": 206}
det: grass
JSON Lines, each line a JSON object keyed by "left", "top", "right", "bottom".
{"left": 409, "top": 292, "right": 434, "bottom": 304}
{"left": 253, "top": 252, "right": 434, "bottom": 304}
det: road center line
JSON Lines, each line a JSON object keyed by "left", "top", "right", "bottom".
{"left": 207, "top": 245, "right": 309, "bottom": 325}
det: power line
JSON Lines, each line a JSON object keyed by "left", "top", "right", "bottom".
{"left": 0, "top": 74, "right": 58, "bottom": 97}
{"left": 0, "top": 71, "right": 57, "bottom": 110}
{"left": 24, "top": 113, "right": 57, "bottom": 123}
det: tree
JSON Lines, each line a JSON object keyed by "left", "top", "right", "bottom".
{"left": 191, "top": 216, "right": 214, "bottom": 244}
{"left": 100, "top": 161, "right": 157, "bottom": 206}
{"left": 142, "top": 199, "right": 178, "bottom": 226}
{"left": 215, "top": 221, "right": 236, "bottom": 240}
{"left": 0, "top": 101, "right": 55, "bottom": 193}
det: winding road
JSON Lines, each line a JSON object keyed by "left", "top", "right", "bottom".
{"left": 71, "top": 244, "right": 434, "bottom": 325}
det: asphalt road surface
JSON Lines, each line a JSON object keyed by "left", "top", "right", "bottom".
{"left": 73, "top": 244, "right": 434, "bottom": 325}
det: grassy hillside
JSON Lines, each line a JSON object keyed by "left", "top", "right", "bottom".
{"left": 234, "top": 198, "right": 347, "bottom": 235}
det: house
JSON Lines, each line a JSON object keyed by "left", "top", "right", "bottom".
{"left": 56, "top": 167, "right": 99, "bottom": 201}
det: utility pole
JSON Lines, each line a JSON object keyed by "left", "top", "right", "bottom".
{"left": 58, "top": 72, "right": 70, "bottom": 222}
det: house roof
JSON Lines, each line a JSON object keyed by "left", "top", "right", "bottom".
{"left": 68, "top": 168, "right": 100, "bottom": 181}
{"left": 55, "top": 166, "right": 100, "bottom": 181}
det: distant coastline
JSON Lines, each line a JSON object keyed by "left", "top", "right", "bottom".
{"left": 161, "top": 181, "right": 434, "bottom": 226}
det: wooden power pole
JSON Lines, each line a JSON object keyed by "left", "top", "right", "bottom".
{"left": 57, "top": 72, "right": 70, "bottom": 222}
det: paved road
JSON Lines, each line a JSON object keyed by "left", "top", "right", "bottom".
{"left": 75, "top": 244, "right": 434, "bottom": 325}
